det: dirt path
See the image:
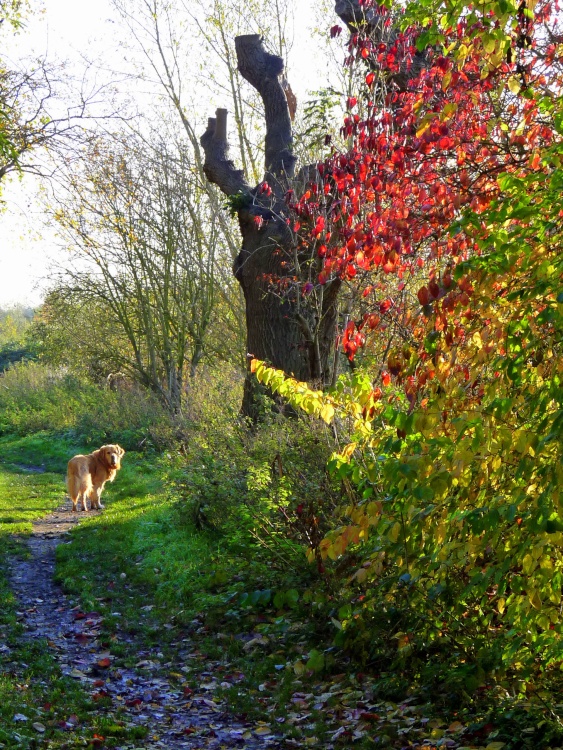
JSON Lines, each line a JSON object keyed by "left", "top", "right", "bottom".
{"left": 7, "top": 503, "right": 282, "bottom": 749}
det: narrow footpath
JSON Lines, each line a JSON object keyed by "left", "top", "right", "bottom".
{"left": 7, "top": 505, "right": 282, "bottom": 749}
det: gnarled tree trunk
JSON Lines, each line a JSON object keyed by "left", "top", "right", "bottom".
{"left": 200, "top": 35, "right": 341, "bottom": 418}
{"left": 200, "top": 4, "right": 402, "bottom": 418}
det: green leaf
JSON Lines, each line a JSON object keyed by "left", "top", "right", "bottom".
{"left": 306, "top": 649, "right": 325, "bottom": 673}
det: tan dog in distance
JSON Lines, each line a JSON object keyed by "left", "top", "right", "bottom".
{"left": 66, "top": 444, "right": 125, "bottom": 512}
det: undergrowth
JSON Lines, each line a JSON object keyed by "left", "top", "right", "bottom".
{"left": 0, "top": 360, "right": 562, "bottom": 746}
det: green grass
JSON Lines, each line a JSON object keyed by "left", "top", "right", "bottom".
{"left": 0, "top": 471, "right": 62, "bottom": 535}
{"left": 55, "top": 466, "right": 219, "bottom": 620}
{"left": 0, "top": 432, "right": 80, "bottom": 471}
{"left": 0, "top": 434, "right": 160, "bottom": 748}
{"left": 0, "top": 433, "right": 73, "bottom": 535}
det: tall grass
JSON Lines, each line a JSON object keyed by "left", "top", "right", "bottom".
{"left": 0, "top": 361, "right": 172, "bottom": 449}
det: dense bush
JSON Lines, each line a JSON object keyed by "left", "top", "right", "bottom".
{"left": 167, "top": 366, "right": 344, "bottom": 572}
{"left": 0, "top": 361, "right": 172, "bottom": 448}
{"left": 0, "top": 342, "right": 36, "bottom": 372}
{"left": 254, "top": 194, "right": 563, "bottom": 702}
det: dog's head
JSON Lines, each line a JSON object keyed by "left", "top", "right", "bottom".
{"left": 99, "top": 444, "right": 125, "bottom": 470}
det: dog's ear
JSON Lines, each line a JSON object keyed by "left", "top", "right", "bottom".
{"left": 117, "top": 445, "right": 125, "bottom": 457}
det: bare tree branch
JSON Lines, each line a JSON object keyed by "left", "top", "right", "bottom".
{"left": 234, "top": 34, "right": 296, "bottom": 184}
{"left": 200, "top": 109, "right": 251, "bottom": 197}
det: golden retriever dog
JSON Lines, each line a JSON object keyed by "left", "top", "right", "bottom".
{"left": 66, "top": 444, "right": 125, "bottom": 512}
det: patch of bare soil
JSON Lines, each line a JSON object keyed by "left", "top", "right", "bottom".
{"left": 8, "top": 502, "right": 281, "bottom": 748}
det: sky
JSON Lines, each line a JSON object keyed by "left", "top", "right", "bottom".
{"left": 0, "top": 0, "right": 119, "bottom": 307}
{"left": 0, "top": 0, "right": 337, "bottom": 309}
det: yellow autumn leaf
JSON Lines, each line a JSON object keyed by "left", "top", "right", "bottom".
{"left": 482, "top": 35, "right": 497, "bottom": 54}
{"left": 440, "top": 102, "right": 457, "bottom": 122}
{"left": 320, "top": 403, "right": 335, "bottom": 424}
{"left": 341, "top": 442, "right": 357, "bottom": 460}
{"left": 254, "top": 725, "right": 273, "bottom": 736}
{"left": 388, "top": 522, "right": 401, "bottom": 543}
{"left": 529, "top": 589, "right": 542, "bottom": 610}
{"left": 416, "top": 116, "right": 433, "bottom": 138}
{"left": 522, "top": 554, "right": 535, "bottom": 575}
{"left": 441, "top": 70, "right": 452, "bottom": 91}
{"left": 507, "top": 76, "right": 521, "bottom": 95}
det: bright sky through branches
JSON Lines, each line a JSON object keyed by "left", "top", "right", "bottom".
{"left": 0, "top": 0, "right": 334, "bottom": 308}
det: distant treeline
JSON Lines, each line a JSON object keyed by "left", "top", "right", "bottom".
{"left": 0, "top": 304, "right": 36, "bottom": 371}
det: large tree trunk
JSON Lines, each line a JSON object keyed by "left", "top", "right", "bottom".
{"left": 234, "top": 208, "right": 341, "bottom": 417}
{"left": 201, "top": 35, "right": 341, "bottom": 418}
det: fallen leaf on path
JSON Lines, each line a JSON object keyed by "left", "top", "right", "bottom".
{"left": 70, "top": 668, "right": 88, "bottom": 680}
{"left": 448, "top": 720, "right": 465, "bottom": 733}
{"left": 254, "top": 724, "right": 273, "bottom": 736}
{"left": 243, "top": 635, "right": 269, "bottom": 652}
{"left": 136, "top": 659, "right": 157, "bottom": 668}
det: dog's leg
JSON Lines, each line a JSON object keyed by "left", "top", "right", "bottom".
{"left": 92, "top": 489, "right": 103, "bottom": 510}
{"left": 71, "top": 496, "right": 78, "bottom": 512}
{"left": 81, "top": 492, "right": 88, "bottom": 512}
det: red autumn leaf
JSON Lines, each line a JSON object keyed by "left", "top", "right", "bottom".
{"left": 429, "top": 280, "right": 440, "bottom": 299}
{"left": 418, "top": 287, "right": 430, "bottom": 305}
{"left": 97, "top": 657, "right": 111, "bottom": 668}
